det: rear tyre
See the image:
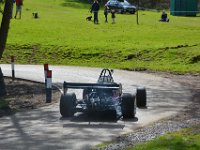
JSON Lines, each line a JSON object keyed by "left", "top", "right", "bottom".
{"left": 122, "top": 93, "right": 136, "bottom": 119}
{"left": 60, "top": 93, "right": 77, "bottom": 117}
{"left": 136, "top": 87, "right": 147, "bottom": 108}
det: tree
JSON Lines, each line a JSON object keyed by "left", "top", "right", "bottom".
{"left": 0, "top": 0, "right": 13, "bottom": 97}
{"left": 0, "top": 67, "right": 6, "bottom": 96}
{"left": 0, "top": 0, "right": 13, "bottom": 58}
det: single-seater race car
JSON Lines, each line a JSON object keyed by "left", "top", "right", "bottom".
{"left": 60, "top": 68, "right": 146, "bottom": 119}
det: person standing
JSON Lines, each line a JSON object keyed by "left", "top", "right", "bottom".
{"left": 104, "top": 4, "right": 109, "bottom": 23}
{"left": 14, "top": 0, "right": 23, "bottom": 19}
{"left": 111, "top": 9, "right": 116, "bottom": 24}
{"left": 11, "top": 0, "right": 16, "bottom": 18}
{"left": 91, "top": 0, "right": 100, "bottom": 24}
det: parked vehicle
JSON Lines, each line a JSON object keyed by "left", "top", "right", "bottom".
{"left": 106, "top": 0, "right": 136, "bottom": 14}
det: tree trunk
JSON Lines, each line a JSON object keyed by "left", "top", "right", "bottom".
{"left": 0, "top": 67, "right": 6, "bottom": 96}
{"left": 0, "top": 0, "right": 13, "bottom": 97}
{"left": 0, "top": 0, "right": 12, "bottom": 59}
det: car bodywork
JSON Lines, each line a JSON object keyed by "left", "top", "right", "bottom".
{"left": 106, "top": 0, "right": 136, "bottom": 14}
{"left": 60, "top": 69, "right": 146, "bottom": 119}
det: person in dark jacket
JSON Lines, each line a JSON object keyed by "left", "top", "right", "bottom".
{"left": 91, "top": 0, "right": 100, "bottom": 24}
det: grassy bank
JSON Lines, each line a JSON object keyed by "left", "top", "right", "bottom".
{"left": 126, "top": 125, "right": 200, "bottom": 150}
{"left": 0, "top": 0, "right": 200, "bottom": 73}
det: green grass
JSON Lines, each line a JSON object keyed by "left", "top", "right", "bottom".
{"left": 0, "top": 0, "right": 200, "bottom": 73}
{"left": 92, "top": 141, "right": 113, "bottom": 150}
{"left": 126, "top": 125, "right": 200, "bottom": 150}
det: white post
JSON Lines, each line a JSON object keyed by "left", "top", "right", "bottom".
{"left": 46, "top": 70, "right": 52, "bottom": 103}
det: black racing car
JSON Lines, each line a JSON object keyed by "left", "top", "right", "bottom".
{"left": 60, "top": 68, "right": 146, "bottom": 119}
{"left": 106, "top": 0, "right": 136, "bottom": 14}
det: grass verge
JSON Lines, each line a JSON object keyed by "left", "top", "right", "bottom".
{"left": 126, "top": 125, "right": 200, "bottom": 150}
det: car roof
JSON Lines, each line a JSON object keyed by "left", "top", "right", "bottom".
{"left": 108, "top": 0, "right": 129, "bottom": 2}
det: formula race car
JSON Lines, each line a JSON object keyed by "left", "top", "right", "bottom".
{"left": 60, "top": 68, "right": 146, "bottom": 119}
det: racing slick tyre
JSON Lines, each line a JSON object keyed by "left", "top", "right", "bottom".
{"left": 60, "top": 93, "right": 77, "bottom": 117}
{"left": 136, "top": 87, "right": 147, "bottom": 108}
{"left": 122, "top": 93, "right": 136, "bottom": 119}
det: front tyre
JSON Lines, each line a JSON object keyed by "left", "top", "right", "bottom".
{"left": 136, "top": 87, "right": 147, "bottom": 108}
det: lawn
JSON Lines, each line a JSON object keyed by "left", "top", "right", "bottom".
{"left": 0, "top": 0, "right": 200, "bottom": 73}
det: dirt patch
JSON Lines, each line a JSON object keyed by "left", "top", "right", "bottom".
{"left": 0, "top": 77, "right": 61, "bottom": 117}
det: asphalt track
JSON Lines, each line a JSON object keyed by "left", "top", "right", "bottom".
{"left": 0, "top": 64, "right": 191, "bottom": 150}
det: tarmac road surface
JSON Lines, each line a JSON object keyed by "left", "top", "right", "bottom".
{"left": 0, "top": 64, "right": 191, "bottom": 150}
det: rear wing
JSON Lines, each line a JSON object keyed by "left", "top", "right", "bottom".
{"left": 63, "top": 81, "right": 120, "bottom": 94}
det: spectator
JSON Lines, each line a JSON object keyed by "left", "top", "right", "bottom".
{"left": 111, "top": 9, "right": 115, "bottom": 24}
{"left": 91, "top": 0, "right": 100, "bottom": 24}
{"left": 14, "top": 0, "right": 23, "bottom": 19}
{"left": 104, "top": 4, "right": 109, "bottom": 23}
{"left": 160, "top": 10, "right": 169, "bottom": 22}
{"left": 11, "top": 0, "right": 16, "bottom": 18}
